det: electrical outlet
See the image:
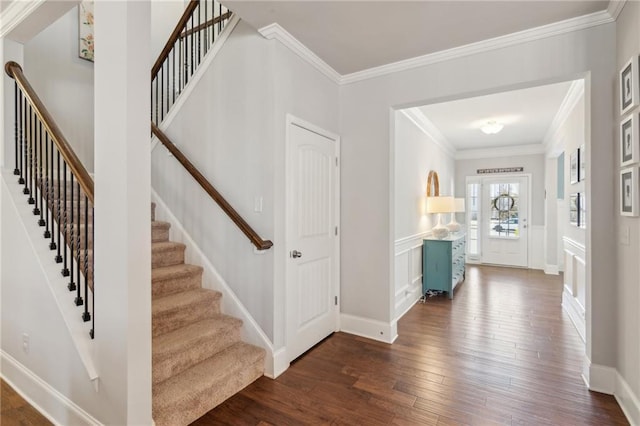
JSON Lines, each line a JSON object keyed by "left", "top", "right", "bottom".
{"left": 22, "top": 333, "right": 29, "bottom": 354}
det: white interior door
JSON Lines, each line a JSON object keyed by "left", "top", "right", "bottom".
{"left": 286, "top": 118, "right": 339, "bottom": 362}
{"left": 481, "top": 176, "right": 529, "bottom": 267}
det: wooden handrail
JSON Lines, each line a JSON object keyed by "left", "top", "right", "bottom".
{"left": 5, "top": 61, "right": 94, "bottom": 204}
{"left": 151, "top": 123, "right": 273, "bottom": 250}
{"left": 151, "top": 0, "right": 200, "bottom": 79}
{"left": 179, "top": 11, "right": 232, "bottom": 39}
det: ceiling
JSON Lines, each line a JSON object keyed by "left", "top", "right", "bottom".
{"left": 417, "top": 80, "right": 575, "bottom": 152}
{"left": 224, "top": 1, "right": 609, "bottom": 75}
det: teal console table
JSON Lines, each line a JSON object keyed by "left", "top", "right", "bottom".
{"left": 422, "top": 234, "right": 466, "bottom": 299}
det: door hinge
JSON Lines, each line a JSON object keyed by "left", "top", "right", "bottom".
{"left": 335, "top": 226, "right": 338, "bottom": 236}
{"left": 335, "top": 157, "right": 339, "bottom": 167}
{"left": 335, "top": 296, "right": 338, "bottom": 305}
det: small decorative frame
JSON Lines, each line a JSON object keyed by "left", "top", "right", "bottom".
{"left": 579, "top": 192, "right": 586, "bottom": 229}
{"left": 620, "top": 114, "right": 639, "bottom": 166}
{"left": 579, "top": 144, "right": 586, "bottom": 182}
{"left": 426, "top": 170, "right": 440, "bottom": 197}
{"left": 620, "top": 167, "right": 639, "bottom": 217}
{"left": 620, "top": 56, "right": 639, "bottom": 115}
{"left": 79, "top": 1, "right": 94, "bottom": 62}
{"left": 569, "top": 149, "right": 579, "bottom": 184}
{"left": 569, "top": 193, "right": 579, "bottom": 226}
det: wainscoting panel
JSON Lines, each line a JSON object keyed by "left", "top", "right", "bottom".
{"left": 394, "top": 232, "right": 430, "bottom": 321}
{"left": 562, "top": 237, "right": 586, "bottom": 342}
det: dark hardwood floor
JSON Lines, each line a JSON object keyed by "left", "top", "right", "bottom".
{"left": 195, "top": 265, "right": 628, "bottom": 425}
{"left": 1, "top": 379, "right": 52, "bottom": 426}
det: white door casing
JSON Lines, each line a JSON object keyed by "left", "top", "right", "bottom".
{"left": 285, "top": 115, "right": 340, "bottom": 363}
{"left": 480, "top": 175, "right": 530, "bottom": 267}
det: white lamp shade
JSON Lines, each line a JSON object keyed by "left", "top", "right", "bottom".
{"left": 427, "top": 196, "right": 454, "bottom": 214}
{"left": 454, "top": 198, "right": 465, "bottom": 213}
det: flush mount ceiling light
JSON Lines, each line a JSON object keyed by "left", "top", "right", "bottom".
{"left": 480, "top": 120, "right": 504, "bottom": 135}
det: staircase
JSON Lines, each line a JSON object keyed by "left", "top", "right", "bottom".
{"left": 150, "top": 204, "right": 265, "bottom": 426}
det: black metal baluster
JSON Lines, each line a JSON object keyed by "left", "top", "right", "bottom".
{"left": 20, "top": 94, "right": 26, "bottom": 187}
{"left": 61, "top": 162, "right": 69, "bottom": 275}
{"left": 44, "top": 131, "right": 51, "bottom": 238}
{"left": 179, "top": 37, "right": 183, "bottom": 92}
{"left": 28, "top": 106, "right": 35, "bottom": 203}
{"left": 172, "top": 47, "right": 176, "bottom": 105}
{"left": 36, "top": 122, "right": 44, "bottom": 223}
{"left": 25, "top": 105, "right": 32, "bottom": 197}
{"left": 33, "top": 119, "right": 40, "bottom": 215}
{"left": 205, "top": 0, "right": 209, "bottom": 51}
{"left": 68, "top": 174, "right": 76, "bottom": 290}
{"left": 160, "top": 65, "right": 164, "bottom": 122}
{"left": 82, "top": 196, "right": 90, "bottom": 321}
{"left": 197, "top": 3, "right": 201, "bottom": 66}
{"left": 190, "top": 13, "right": 194, "bottom": 78}
{"left": 13, "top": 82, "right": 19, "bottom": 176}
{"left": 75, "top": 181, "right": 82, "bottom": 305}
{"left": 219, "top": 3, "right": 222, "bottom": 33}
{"left": 90, "top": 206, "right": 94, "bottom": 339}
{"left": 55, "top": 151, "right": 62, "bottom": 259}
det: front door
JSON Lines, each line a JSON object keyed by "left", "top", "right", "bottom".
{"left": 286, "top": 118, "right": 340, "bottom": 362}
{"left": 481, "top": 176, "right": 529, "bottom": 267}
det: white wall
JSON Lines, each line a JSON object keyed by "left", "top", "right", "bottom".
{"left": 393, "top": 110, "right": 455, "bottom": 320}
{"left": 615, "top": 0, "right": 640, "bottom": 412}
{"left": 395, "top": 111, "right": 455, "bottom": 240}
{"left": 271, "top": 41, "right": 340, "bottom": 347}
{"left": 153, "top": 21, "right": 276, "bottom": 342}
{"left": 152, "top": 21, "right": 340, "bottom": 349}
{"left": 340, "top": 23, "right": 617, "bottom": 374}
{"left": 455, "top": 154, "right": 545, "bottom": 226}
{"left": 151, "top": 0, "right": 185, "bottom": 62}
{"left": 23, "top": 6, "right": 94, "bottom": 172}
{"left": 2, "top": 175, "right": 107, "bottom": 424}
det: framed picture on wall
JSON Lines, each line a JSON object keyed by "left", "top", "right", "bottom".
{"left": 569, "top": 149, "right": 579, "bottom": 184}
{"left": 569, "top": 193, "right": 579, "bottom": 226}
{"left": 579, "top": 193, "right": 586, "bottom": 229}
{"left": 620, "top": 167, "right": 639, "bottom": 216}
{"left": 579, "top": 144, "right": 586, "bottom": 181}
{"left": 79, "top": 1, "right": 94, "bottom": 62}
{"left": 621, "top": 114, "right": 639, "bottom": 166}
{"left": 620, "top": 56, "right": 639, "bottom": 115}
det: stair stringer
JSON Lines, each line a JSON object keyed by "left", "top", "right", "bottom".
{"left": 150, "top": 14, "right": 240, "bottom": 154}
{"left": 150, "top": 188, "right": 284, "bottom": 378}
{"left": 1, "top": 170, "right": 98, "bottom": 384}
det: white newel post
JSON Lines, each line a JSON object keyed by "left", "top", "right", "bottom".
{"left": 94, "top": 1, "right": 152, "bottom": 424}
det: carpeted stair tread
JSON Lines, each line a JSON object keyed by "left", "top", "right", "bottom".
{"left": 152, "top": 316, "right": 243, "bottom": 384}
{"left": 152, "top": 221, "right": 171, "bottom": 243}
{"left": 152, "top": 264, "right": 203, "bottom": 298}
{"left": 152, "top": 241, "right": 186, "bottom": 268}
{"left": 152, "top": 289, "right": 221, "bottom": 337}
{"left": 152, "top": 342, "right": 265, "bottom": 426}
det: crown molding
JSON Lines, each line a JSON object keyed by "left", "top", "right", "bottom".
{"left": 607, "top": 0, "right": 627, "bottom": 21}
{"left": 341, "top": 9, "right": 614, "bottom": 85}
{"left": 258, "top": 23, "right": 341, "bottom": 84}
{"left": 543, "top": 79, "right": 585, "bottom": 156}
{"left": 455, "top": 143, "right": 545, "bottom": 160}
{"left": 0, "top": 0, "right": 46, "bottom": 39}
{"left": 400, "top": 108, "right": 456, "bottom": 158}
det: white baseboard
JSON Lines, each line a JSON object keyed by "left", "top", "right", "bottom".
{"left": 340, "top": 313, "right": 397, "bottom": 344}
{"left": 589, "top": 363, "right": 617, "bottom": 395}
{"left": 544, "top": 264, "right": 559, "bottom": 275}
{"left": 264, "top": 348, "right": 289, "bottom": 379}
{"left": 0, "top": 350, "right": 101, "bottom": 426}
{"left": 615, "top": 371, "right": 640, "bottom": 426}
{"left": 150, "top": 189, "right": 280, "bottom": 377}
{"left": 562, "top": 288, "right": 585, "bottom": 343}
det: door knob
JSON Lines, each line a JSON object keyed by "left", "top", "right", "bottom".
{"left": 291, "top": 250, "right": 302, "bottom": 258}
